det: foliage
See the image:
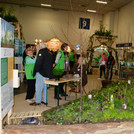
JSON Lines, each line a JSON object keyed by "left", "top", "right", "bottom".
{"left": 4, "top": 12, "right": 18, "bottom": 22}
{"left": 43, "top": 79, "right": 134, "bottom": 125}
{"left": 94, "top": 21, "right": 112, "bottom": 37}
{"left": 0, "top": 7, "right": 6, "bottom": 18}
{"left": 0, "top": 6, "right": 18, "bottom": 22}
{"left": 0, "top": 6, "right": 25, "bottom": 40}
{"left": 87, "top": 21, "right": 118, "bottom": 69}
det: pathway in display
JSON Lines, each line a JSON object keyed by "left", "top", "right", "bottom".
{"left": 3, "top": 121, "right": 134, "bottom": 134}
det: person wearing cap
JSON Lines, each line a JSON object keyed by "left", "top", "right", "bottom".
{"left": 30, "top": 43, "right": 54, "bottom": 106}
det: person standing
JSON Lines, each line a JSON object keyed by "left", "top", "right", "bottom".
{"left": 98, "top": 53, "right": 107, "bottom": 80}
{"left": 54, "top": 43, "right": 69, "bottom": 99}
{"left": 30, "top": 44, "right": 54, "bottom": 106}
{"left": 107, "top": 51, "right": 115, "bottom": 80}
{"left": 24, "top": 48, "right": 36, "bottom": 102}
{"left": 71, "top": 56, "right": 87, "bottom": 93}
{"left": 23, "top": 44, "right": 32, "bottom": 81}
{"left": 23, "top": 44, "right": 31, "bottom": 66}
{"left": 68, "top": 49, "right": 76, "bottom": 73}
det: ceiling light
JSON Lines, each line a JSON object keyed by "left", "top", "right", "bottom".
{"left": 96, "top": 0, "right": 107, "bottom": 4}
{"left": 87, "top": 10, "right": 96, "bottom": 13}
{"left": 41, "top": 3, "right": 52, "bottom": 7}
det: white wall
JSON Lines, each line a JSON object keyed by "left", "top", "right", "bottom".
{"left": 0, "top": 4, "right": 103, "bottom": 50}
{"left": 103, "top": 12, "right": 111, "bottom": 30}
{"left": 2, "top": 1, "right": 134, "bottom": 50}
{"left": 103, "top": 1, "right": 134, "bottom": 48}
{"left": 113, "top": 1, "right": 134, "bottom": 45}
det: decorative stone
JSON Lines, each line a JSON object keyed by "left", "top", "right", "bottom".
{"left": 88, "top": 94, "right": 92, "bottom": 99}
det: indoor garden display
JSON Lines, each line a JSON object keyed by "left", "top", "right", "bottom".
{"left": 42, "top": 79, "right": 134, "bottom": 125}
{"left": 86, "top": 21, "right": 118, "bottom": 73}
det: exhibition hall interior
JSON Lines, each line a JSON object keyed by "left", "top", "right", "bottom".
{"left": 0, "top": 0, "right": 134, "bottom": 133}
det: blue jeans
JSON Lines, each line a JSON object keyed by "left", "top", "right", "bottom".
{"left": 35, "top": 72, "right": 49, "bottom": 103}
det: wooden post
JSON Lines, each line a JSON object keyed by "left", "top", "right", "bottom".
{"left": 20, "top": 64, "right": 23, "bottom": 82}
{"left": 7, "top": 108, "right": 12, "bottom": 124}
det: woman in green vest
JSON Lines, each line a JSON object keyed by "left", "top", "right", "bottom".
{"left": 24, "top": 48, "right": 36, "bottom": 102}
{"left": 53, "top": 43, "right": 69, "bottom": 99}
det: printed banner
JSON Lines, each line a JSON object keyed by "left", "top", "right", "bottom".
{"left": 1, "top": 18, "right": 14, "bottom": 44}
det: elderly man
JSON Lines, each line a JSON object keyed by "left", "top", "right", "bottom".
{"left": 30, "top": 43, "right": 54, "bottom": 106}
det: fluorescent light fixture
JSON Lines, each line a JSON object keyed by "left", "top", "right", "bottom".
{"left": 87, "top": 10, "right": 96, "bottom": 13}
{"left": 96, "top": 0, "right": 107, "bottom": 4}
{"left": 41, "top": 3, "right": 52, "bottom": 7}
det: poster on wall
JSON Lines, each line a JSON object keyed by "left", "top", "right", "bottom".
{"left": 1, "top": 18, "right": 14, "bottom": 45}
{"left": 14, "top": 38, "right": 23, "bottom": 57}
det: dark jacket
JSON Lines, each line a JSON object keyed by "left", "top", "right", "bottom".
{"left": 33, "top": 48, "right": 53, "bottom": 78}
{"left": 72, "top": 64, "right": 87, "bottom": 87}
{"left": 107, "top": 55, "right": 115, "bottom": 69}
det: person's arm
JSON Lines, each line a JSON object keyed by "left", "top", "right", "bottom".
{"left": 33, "top": 49, "right": 44, "bottom": 76}
{"left": 111, "top": 56, "right": 115, "bottom": 65}
{"left": 55, "top": 53, "right": 61, "bottom": 65}
{"left": 72, "top": 64, "right": 77, "bottom": 74}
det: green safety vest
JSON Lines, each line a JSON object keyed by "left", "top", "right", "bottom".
{"left": 25, "top": 56, "right": 36, "bottom": 79}
{"left": 68, "top": 52, "right": 75, "bottom": 61}
{"left": 53, "top": 50, "right": 65, "bottom": 75}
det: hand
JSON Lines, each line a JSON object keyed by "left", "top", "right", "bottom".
{"left": 53, "top": 64, "right": 55, "bottom": 67}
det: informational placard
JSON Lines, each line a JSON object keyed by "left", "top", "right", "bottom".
{"left": 1, "top": 81, "right": 13, "bottom": 119}
{"left": 0, "top": 48, "right": 14, "bottom": 120}
{"left": 14, "top": 38, "right": 23, "bottom": 57}
{"left": 15, "top": 57, "right": 23, "bottom": 64}
{"left": 1, "top": 47, "right": 13, "bottom": 58}
{"left": 1, "top": 58, "right": 8, "bottom": 87}
{"left": 116, "top": 43, "right": 132, "bottom": 47}
{"left": 0, "top": 18, "right": 14, "bottom": 122}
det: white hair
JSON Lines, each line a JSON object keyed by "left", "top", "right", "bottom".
{"left": 36, "top": 43, "right": 48, "bottom": 55}
{"left": 39, "top": 43, "right": 47, "bottom": 49}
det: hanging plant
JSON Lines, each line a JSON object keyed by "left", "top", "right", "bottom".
{"left": 1, "top": 6, "right": 19, "bottom": 22}
{"left": 0, "top": 7, "right": 6, "bottom": 18}
{"left": 94, "top": 21, "right": 112, "bottom": 37}
{"left": 4, "top": 12, "right": 18, "bottom": 22}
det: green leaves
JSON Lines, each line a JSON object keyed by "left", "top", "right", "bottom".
{"left": 43, "top": 79, "right": 134, "bottom": 125}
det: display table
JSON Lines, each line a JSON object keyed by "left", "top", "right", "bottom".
{"left": 44, "top": 75, "right": 80, "bottom": 106}
{"left": 118, "top": 62, "right": 134, "bottom": 79}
